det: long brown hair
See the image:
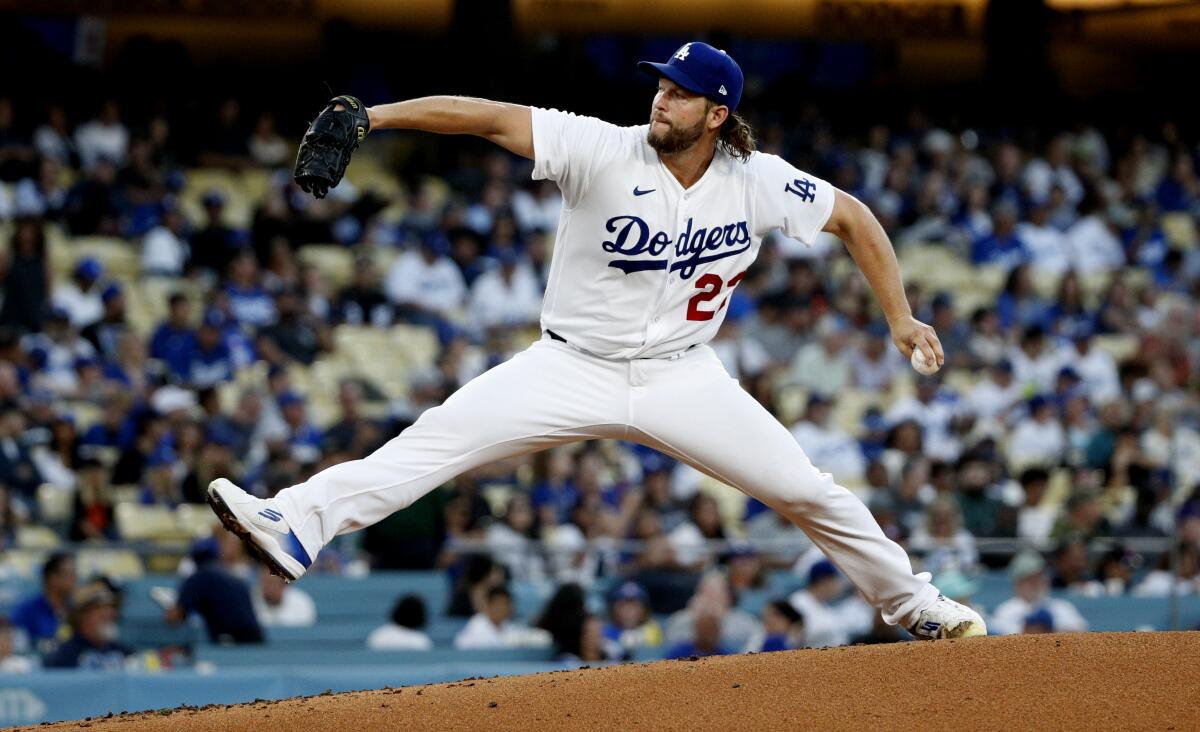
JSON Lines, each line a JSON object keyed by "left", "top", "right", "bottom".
{"left": 707, "top": 101, "right": 756, "bottom": 162}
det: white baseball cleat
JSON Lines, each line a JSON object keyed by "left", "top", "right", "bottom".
{"left": 206, "top": 478, "right": 312, "bottom": 582}
{"left": 907, "top": 595, "right": 988, "bottom": 640}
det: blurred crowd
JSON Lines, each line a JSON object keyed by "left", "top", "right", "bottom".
{"left": 3, "top": 88, "right": 1200, "bottom": 670}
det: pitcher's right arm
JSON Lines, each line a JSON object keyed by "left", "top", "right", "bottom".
{"left": 365, "top": 97, "right": 533, "bottom": 159}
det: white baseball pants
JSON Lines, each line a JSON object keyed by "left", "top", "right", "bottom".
{"left": 273, "top": 337, "right": 939, "bottom": 627}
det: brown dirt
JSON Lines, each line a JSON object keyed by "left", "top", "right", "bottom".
{"left": 22, "top": 632, "right": 1200, "bottom": 731}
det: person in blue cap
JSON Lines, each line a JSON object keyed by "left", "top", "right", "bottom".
{"left": 51, "top": 257, "right": 105, "bottom": 329}
{"left": 213, "top": 40, "right": 986, "bottom": 644}
{"left": 601, "top": 581, "right": 663, "bottom": 660}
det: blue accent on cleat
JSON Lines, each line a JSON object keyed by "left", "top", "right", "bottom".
{"left": 284, "top": 529, "right": 312, "bottom": 569}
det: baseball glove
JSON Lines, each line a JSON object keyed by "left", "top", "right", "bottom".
{"left": 293, "top": 95, "right": 371, "bottom": 199}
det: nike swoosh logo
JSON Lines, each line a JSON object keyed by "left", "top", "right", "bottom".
{"left": 633, "top": 187, "right": 656, "bottom": 196}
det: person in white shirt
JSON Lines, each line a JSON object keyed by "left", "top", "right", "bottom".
{"left": 1015, "top": 468, "right": 1057, "bottom": 542}
{"left": 664, "top": 571, "right": 762, "bottom": 651}
{"left": 989, "top": 551, "right": 1088, "bottom": 636}
{"left": 908, "top": 496, "right": 979, "bottom": 576}
{"left": 966, "top": 360, "right": 1023, "bottom": 423}
{"left": 366, "top": 594, "right": 434, "bottom": 650}
{"left": 33, "top": 104, "right": 76, "bottom": 165}
{"left": 142, "top": 205, "right": 191, "bottom": 276}
{"left": 789, "top": 394, "right": 866, "bottom": 485}
{"left": 1008, "top": 326, "right": 1068, "bottom": 393}
{"left": 1007, "top": 395, "right": 1066, "bottom": 471}
{"left": 1141, "top": 408, "right": 1200, "bottom": 492}
{"left": 385, "top": 233, "right": 467, "bottom": 321}
{"left": 52, "top": 258, "right": 105, "bottom": 330}
{"left": 1065, "top": 205, "right": 1125, "bottom": 275}
{"left": 1022, "top": 135, "right": 1084, "bottom": 208}
{"left": 788, "top": 559, "right": 872, "bottom": 647}
{"left": 469, "top": 250, "right": 543, "bottom": 331}
{"left": 1058, "top": 329, "right": 1119, "bottom": 403}
{"left": 851, "top": 325, "right": 905, "bottom": 392}
{"left": 454, "top": 586, "right": 550, "bottom": 649}
{"left": 0, "top": 619, "right": 35, "bottom": 673}
{"left": 886, "top": 377, "right": 963, "bottom": 462}
{"left": 1016, "top": 201, "right": 1071, "bottom": 276}
{"left": 511, "top": 179, "right": 563, "bottom": 233}
{"left": 786, "top": 316, "right": 853, "bottom": 396}
{"left": 252, "top": 566, "right": 316, "bottom": 627}
{"left": 1132, "top": 543, "right": 1200, "bottom": 598}
{"left": 74, "top": 99, "right": 129, "bottom": 170}
{"left": 484, "top": 493, "right": 546, "bottom": 582}
{"left": 213, "top": 40, "right": 985, "bottom": 644}
{"left": 248, "top": 113, "right": 289, "bottom": 168}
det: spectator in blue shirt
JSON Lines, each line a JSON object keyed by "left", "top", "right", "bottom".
{"left": 139, "top": 443, "right": 182, "bottom": 505}
{"left": 746, "top": 599, "right": 805, "bottom": 653}
{"left": 1154, "top": 154, "right": 1198, "bottom": 213}
{"left": 532, "top": 448, "right": 579, "bottom": 527}
{"left": 223, "top": 250, "right": 276, "bottom": 328}
{"left": 665, "top": 608, "right": 729, "bottom": 660}
{"left": 0, "top": 410, "right": 42, "bottom": 500}
{"left": 601, "top": 581, "right": 663, "bottom": 660}
{"left": 186, "top": 311, "right": 235, "bottom": 388}
{"left": 11, "top": 552, "right": 75, "bottom": 653}
{"left": 971, "top": 200, "right": 1029, "bottom": 270}
{"left": 42, "top": 582, "right": 132, "bottom": 670}
{"left": 996, "top": 264, "right": 1052, "bottom": 331}
{"left": 149, "top": 293, "right": 196, "bottom": 380}
{"left": 279, "top": 390, "right": 322, "bottom": 463}
{"left": 164, "top": 537, "right": 264, "bottom": 644}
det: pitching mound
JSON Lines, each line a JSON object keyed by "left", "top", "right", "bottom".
{"left": 26, "top": 632, "right": 1200, "bottom": 731}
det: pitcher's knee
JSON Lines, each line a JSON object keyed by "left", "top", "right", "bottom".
{"left": 772, "top": 470, "right": 842, "bottom": 515}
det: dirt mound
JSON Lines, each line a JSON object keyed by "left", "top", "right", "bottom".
{"left": 25, "top": 632, "right": 1200, "bottom": 731}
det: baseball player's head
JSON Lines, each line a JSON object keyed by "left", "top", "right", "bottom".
{"left": 638, "top": 41, "right": 756, "bottom": 162}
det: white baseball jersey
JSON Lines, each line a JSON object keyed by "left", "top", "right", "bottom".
{"left": 531, "top": 107, "right": 836, "bottom": 359}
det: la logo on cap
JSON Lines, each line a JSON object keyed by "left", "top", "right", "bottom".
{"left": 674, "top": 43, "right": 691, "bottom": 61}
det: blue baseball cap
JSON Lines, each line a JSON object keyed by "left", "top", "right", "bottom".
{"left": 147, "top": 444, "right": 177, "bottom": 468}
{"left": 808, "top": 559, "right": 840, "bottom": 585}
{"left": 611, "top": 581, "right": 648, "bottom": 604}
{"left": 75, "top": 258, "right": 103, "bottom": 281}
{"left": 638, "top": 41, "right": 744, "bottom": 111}
{"left": 1023, "top": 607, "right": 1055, "bottom": 631}
{"left": 278, "top": 390, "right": 306, "bottom": 408}
{"left": 100, "top": 282, "right": 123, "bottom": 304}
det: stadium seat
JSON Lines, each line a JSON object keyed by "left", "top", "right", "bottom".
{"left": 1091, "top": 334, "right": 1139, "bottom": 363}
{"left": 111, "top": 484, "right": 143, "bottom": 504}
{"left": 115, "top": 503, "right": 184, "bottom": 541}
{"left": 774, "top": 385, "right": 809, "bottom": 426}
{"left": 0, "top": 549, "right": 46, "bottom": 579}
{"left": 831, "top": 388, "right": 878, "bottom": 437}
{"left": 175, "top": 503, "right": 220, "bottom": 538}
{"left": 65, "top": 236, "right": 142, "bottom": 281}
{"left": 15, "top": 524, "right": 62, "bottom": 549}
{"left": 299, "top": 245, "right": 356, "bottom": 289}
{"left": 1161, "top": 212, "right": 1198, "bottom": 249}
{"left": 344, "top": 159, "right": 404, "bottom": 198}
{"left": 76, "top": 547, "right": 145, "bottom": 579}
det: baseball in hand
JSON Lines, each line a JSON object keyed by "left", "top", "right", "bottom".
{"left": 911, "top": 348, "right": 940, "bottom": 375}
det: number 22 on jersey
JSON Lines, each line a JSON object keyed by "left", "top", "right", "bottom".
{"left": 686, "top": 271, "right": 746, "bottom": 321}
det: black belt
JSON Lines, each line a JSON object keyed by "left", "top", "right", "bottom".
{"left": 545, "top": 330, "right": 696, "bottom": 360}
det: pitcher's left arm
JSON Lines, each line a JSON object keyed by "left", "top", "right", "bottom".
{"left": 822, "top": 189, "right": 944, "bottom": 367}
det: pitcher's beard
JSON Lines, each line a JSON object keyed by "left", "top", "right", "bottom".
{"left": 647, "top": 117, "right": 705, "bottom": 154}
